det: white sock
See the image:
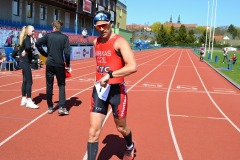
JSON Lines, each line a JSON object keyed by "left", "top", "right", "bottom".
{"left": 27, "top": 98, "right": 32, "bottom": 102}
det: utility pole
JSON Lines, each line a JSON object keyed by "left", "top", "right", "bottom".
{"left": 204, "top": 0, "right": 209, "bottom": 56}
{"left": 211, "top": 0, "right": 218, "bottom": 60}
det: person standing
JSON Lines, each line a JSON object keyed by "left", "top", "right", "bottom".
{"left": 11, "top": 44, "right": 21, "bottom": 69}
{"left": 199, "top": 44, "right": 205, "bottom": 62}
{"left": 35, "top": 20, "right": 71, "bottom": 115}
{"left": 87, "top": 10, "right": 137, "bottom": 160}
{"left": 223, "top": 48, "right": 229, "bottom": 63}
{"left": 232, "top": 53, "right": 237, "bottom": 64}
{"left": 38, "top": 30, "right": 46, "bottom": 39}
{"left": 82, "top": 28, "right": 88, "bottom": 45}
{"left": 19, "top": 25, "right": 39, "bottom": 109}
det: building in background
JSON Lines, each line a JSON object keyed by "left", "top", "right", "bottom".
{"left": 114, "top": 0, "right": 133, "bottom": 47}
{"left": 115, "top": 0, "right": 126, "bottom": 30}
{"left": 165, "top": 15, "right": 197, "bottom": 30}
{"left": 0, "top": 0, "right": 117, "bottom": 35}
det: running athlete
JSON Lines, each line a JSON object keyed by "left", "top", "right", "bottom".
{"left": 87, "top": 10, "right": 137, "bottom": 160}
{"left": 199, "top": 43, "right": 205, "bottom": 62}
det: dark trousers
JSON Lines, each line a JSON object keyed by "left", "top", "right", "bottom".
{"left": 46, "top": 65, "right": 66, "bottom": 108}
{"left": 20, "top": 62, "right": 33, "bottom": 98}
{"left": 223, "top": 56, "right": 228, "bottom": 62}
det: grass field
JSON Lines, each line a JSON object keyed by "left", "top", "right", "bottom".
{"left": 196, "top": 50, "right": 240, "bottom": 87}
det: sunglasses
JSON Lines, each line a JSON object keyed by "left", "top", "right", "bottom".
{"left": 94, "top": 22, "right": 109, "bottom": 30}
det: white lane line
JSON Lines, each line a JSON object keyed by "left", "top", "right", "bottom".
{"left": 213, "top": 89, "right": 236, "bottom": 93}
{"left": 83, "top": 49, "right": 179, "bottom": 160}
{"left": 0, "top": 116, "right": 32, "bottom": 121}
{"left": 166, "top": 50, "right": 183, "bottom": 160}
{"left": 0, "top": 72, "right": 95, "bottom": 106}
{"left": 0, "top": 85, "right": 93, "bottom": 147}
{"left": 0, "top": 51, "right": 166, "bottom": 148}
{"left": 187, "top": 50, "right": 240, "bottom": 132}
{"left": 170, "top": 114, "right": 226, "bottom": 120}
{"left": 176, "top": 85, "right": 198, "bottom": 90}
{"left": 0, "top": 49, "right": 177, "bottom": 155}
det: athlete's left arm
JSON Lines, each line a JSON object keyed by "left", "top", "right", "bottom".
{"left": 112, "top": 37, "right": 137, "bottom": 77}
{"left": 99, "top": 37, "right": 137, "bottom": 87}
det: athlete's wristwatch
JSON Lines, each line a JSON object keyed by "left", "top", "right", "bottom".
{"left": 108, "top": 71, "right": 113, "bottom": 78}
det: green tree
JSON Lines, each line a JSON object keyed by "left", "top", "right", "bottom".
{"left": 163, "top": 23, "right": 171, "bottom": 33}
{"left": 199, "top": 29, "right": 207, "bottom": 44}
{"left": 157, "top": 25, "right": 169, "bottom": 46}
{"left": 151, "top": 22, "right": 161, "bottom": 35}
{"left": 195, "top": 26, "right": 207, "bottom": 34}
{"left": 187, "top": 30, "right": 196, "bottom": 44}
{"left": 177, "top": 25, "right": 187, "bottom": 44}
{"left": 236, "top": 27, "right": 240, "bottom": 39}
{"left": 169, "top": 25, "right": 176, "bottom": 45}
{"left": 228, "top": 24, "right": 237, "bottom": 39}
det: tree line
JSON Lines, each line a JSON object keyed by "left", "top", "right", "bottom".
{"left": 128, "top": 22, "right": 240, "bottom": 47}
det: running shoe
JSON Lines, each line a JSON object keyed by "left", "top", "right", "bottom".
{"left": 20, "top": 98, "right": 27, "bottom": 106}
{"left": 58, "top": 107, "right": 69, "bottom": 115}
{"left": 123, "top": 142, "right": 136, "bottom": 160}
{"left": 48, "top": 107, "right": 54, "bottom": 114}
{"left": 26, "top": 100, "right": 39, "bottom": 109}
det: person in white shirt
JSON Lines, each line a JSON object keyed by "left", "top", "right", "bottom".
{"left": 82, "top": 28, "right": 88, "bottom": 44}
{"left": 38, "top": 30, "right": 46, "bottom": 39}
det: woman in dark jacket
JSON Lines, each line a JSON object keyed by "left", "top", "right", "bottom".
{"left": 19, "top": 25, "right": 39, "bottom": 109}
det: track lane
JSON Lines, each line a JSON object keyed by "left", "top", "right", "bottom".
{"left": 0, "top": 48, "right": 239, "bottom": 160}
{"left": 96, "top": 48, "right": 182, "bottom": 159}
{"left": 0, "top": 48, "right": 178, "bottom": 160}
{"left": 169, "top": 49, "right": 240, "bottom": 160}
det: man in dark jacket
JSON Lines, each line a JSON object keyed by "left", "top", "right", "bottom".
{"left": 35, "top": 20, "right": 71, "bottom": 115}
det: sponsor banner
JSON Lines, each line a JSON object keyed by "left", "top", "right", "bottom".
{"left": 72, "top": 47, "right": 81, "bottom": 60}
{"left": 83, "top": 0, "right": 92, "bottom": 14}
{"left": 71, "top": 46, "right": 93, "bottom": 60}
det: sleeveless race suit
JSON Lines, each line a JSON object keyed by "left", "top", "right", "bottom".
{"left": 90, "top": 34, "right": 128, "bottom": 119}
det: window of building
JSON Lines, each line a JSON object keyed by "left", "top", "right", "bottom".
{"left": 27, "top": 2, "right": 33, "bottom": 18}
{"left": 65, "top": 12, "right": 70, "bottom": 28}
{"left": 40, "top": 5, "right": 46, "bottom": 20}
{"left": 112, "top": 1, "right": 116, "bottom": 12}
{"left": 54, "top": 9, "right": 59, "bottom": 20}
{"left": 13, "top": 0, "right": 19, "bottom": 16}
{"left": 103, "top": 0, "right": 106, "bottom": 7}
{"left": 107, "top": 0, "right": 111, "bottom": 10}
{"left": 81, "top": 16, "right": 85, "bottom": 28}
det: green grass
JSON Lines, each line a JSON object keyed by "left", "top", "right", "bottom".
{"left": 203, "top": 50, "right": 240, "bottom": 86}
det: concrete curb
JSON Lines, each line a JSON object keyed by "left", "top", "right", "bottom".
{"left": 193, "top": 50, "right": 240, "bottom": 90}
{"left": 204, "top": 60, "right": 240, "bottom": 90}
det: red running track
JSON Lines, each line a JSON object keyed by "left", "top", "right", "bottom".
{"left": 0, "top": 48, "right": 239, "bottom": 160}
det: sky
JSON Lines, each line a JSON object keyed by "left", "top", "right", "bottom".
{"left": 121, "top": 0, "right": 240, "bottom": 27}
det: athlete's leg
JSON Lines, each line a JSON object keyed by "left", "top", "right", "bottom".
{"left": 87, "top": 112, "right": 106, "bottom": 160}
{"left": 114, "top": 118, "right": 136, "bottom": 160}
{"left": 114, "top": 118, "right": 132, "bottom": 145}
